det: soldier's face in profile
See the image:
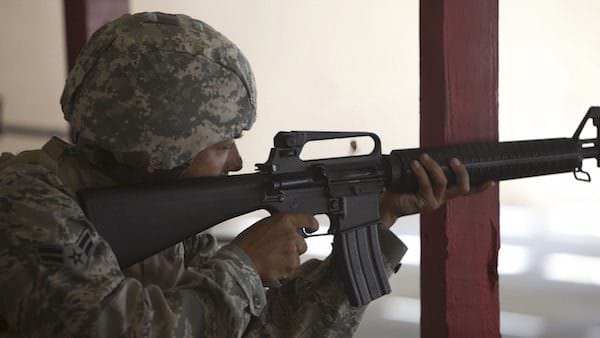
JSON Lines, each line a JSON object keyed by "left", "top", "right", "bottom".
{"left": 182, "top": 139, "right": 243, "bottom": 177}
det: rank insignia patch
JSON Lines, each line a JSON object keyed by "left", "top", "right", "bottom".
{"left": 37, "top": 229, "right": 94, "bottom": 269}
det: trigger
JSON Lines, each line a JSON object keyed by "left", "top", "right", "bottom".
{"left": 298, "top": 227, "right": 331, "bottom": 238}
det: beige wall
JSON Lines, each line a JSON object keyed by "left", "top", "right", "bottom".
{"left": 0, "top": 0, "right": 420, "bottom": 170}
{"left": 0, "top": 0, "right": 68, "bottom": 152}
{"left": 499, "top": 0, "right": 600, "bottom": 207}
{"left": 1, "top": 2, "right": 600, "bottom": 337}
{"left": 1, "top": 1, "right": 599, "bottom": 206}
{"left": 130, "top": 0, "right": 420, "bottom": 170}
{"left": 3, "top": 1, "right": 599, "bottom": 208}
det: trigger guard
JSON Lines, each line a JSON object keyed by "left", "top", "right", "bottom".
{"left": 297, "top": 228, "right": 310, "bottom": 238}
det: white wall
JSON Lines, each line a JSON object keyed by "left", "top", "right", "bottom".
{"left": 0, "top": 0, "right": 68, "bottom": 152}
{"left": 129, "top": 0, "right": 420, "bottom": 169}
{"left": 1, "top": 2, "right": 598, "bottom": 204}
{"left": 1, "top": 2, "right": 600, "bottom": 337}
{"left": 4, "top": 1, "right": 598, "bottom": 209}
{"left": 499, "top": 0, "right": 600, "bottom": 208}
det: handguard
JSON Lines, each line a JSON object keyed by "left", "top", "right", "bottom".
{"left": 385, "top": 107, "right": 600, "bottom": 193}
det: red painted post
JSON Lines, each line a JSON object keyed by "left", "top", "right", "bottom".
{"left": 63, "top": 0, "right": 129, "bottom": 70}
{"left": 419, "top": 1, "right": 500, "bottom": 337}
{"left": 63, "top": 0, "right": 128, "bottom": 141}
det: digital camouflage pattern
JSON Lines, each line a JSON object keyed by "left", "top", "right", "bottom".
{"left": 0, "top": 138, "right": 266, "bottom": 337}
{"left": 0, "top": 11, "right": 407, "bottom": 337}
{"left": 0, "top": 138, "right": 406, "bottom": 337}
{"left": 61, "top": 12, "right": 257, "bottom": 170}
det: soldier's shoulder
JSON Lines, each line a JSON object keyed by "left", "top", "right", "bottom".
{"left": 0, "top": 151, "right": 66, "bottom": 195}
{"left": 0, "top": 156, "right": 105, "bottom": 277}
{"left": 0, "top": 151, "right": 88, "bottom": 239}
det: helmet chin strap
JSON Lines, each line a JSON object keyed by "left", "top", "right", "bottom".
{"left": 104, "top": 160, "right": 191, "bottom": 185}
{"left": 145, "top": 163, "right": 190, "bottom": 183}
{"left": 75, "top": 138, "right": 191, "bottom": 185}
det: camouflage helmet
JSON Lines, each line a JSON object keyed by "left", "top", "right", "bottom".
{"left": 61, "top": 12, "right": 256, "bottom": 170}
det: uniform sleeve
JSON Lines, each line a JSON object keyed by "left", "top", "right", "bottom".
{"left": 0, "top": 166, "right": 266, "bottom": 338}
{"left": 182, "top": 232, "right": 220, "bottom": 267}
{"left": 121, "top": 233, "right": 218, "bottom": 290}
{"left": 243, "top": 226, "right": 407, "bottom": 338}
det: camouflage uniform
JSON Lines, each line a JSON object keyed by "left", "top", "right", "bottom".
{"left": 0, "top": 12, "right": 407, "bottom": 338}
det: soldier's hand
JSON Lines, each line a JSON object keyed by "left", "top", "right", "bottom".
{"left": 232, "top": 213, "right": 319, "bottom": 281}
{"left": 379, "top": 154, "right": 495, "bottom": 229}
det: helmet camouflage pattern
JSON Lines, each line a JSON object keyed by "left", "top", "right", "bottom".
{"left": 61, "top": 12, "right": 256, "bottom": 170}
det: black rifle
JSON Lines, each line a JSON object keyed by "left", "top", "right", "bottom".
{"left": 78, "top": 107, "right": 600, "bottom": 307}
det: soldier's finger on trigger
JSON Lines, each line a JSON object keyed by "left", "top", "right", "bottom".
{"left": 306, "top": 216, "right": 319, "bottom": 233}
{"left": 289, "top": 214, "right": 319, "bottom": 233}
{"left": 296, "top": 236, "right": 308, "bottom": 255}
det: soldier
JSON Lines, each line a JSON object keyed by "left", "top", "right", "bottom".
{"left": 0, "top": 12, "right": 490, "bottom": 337}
